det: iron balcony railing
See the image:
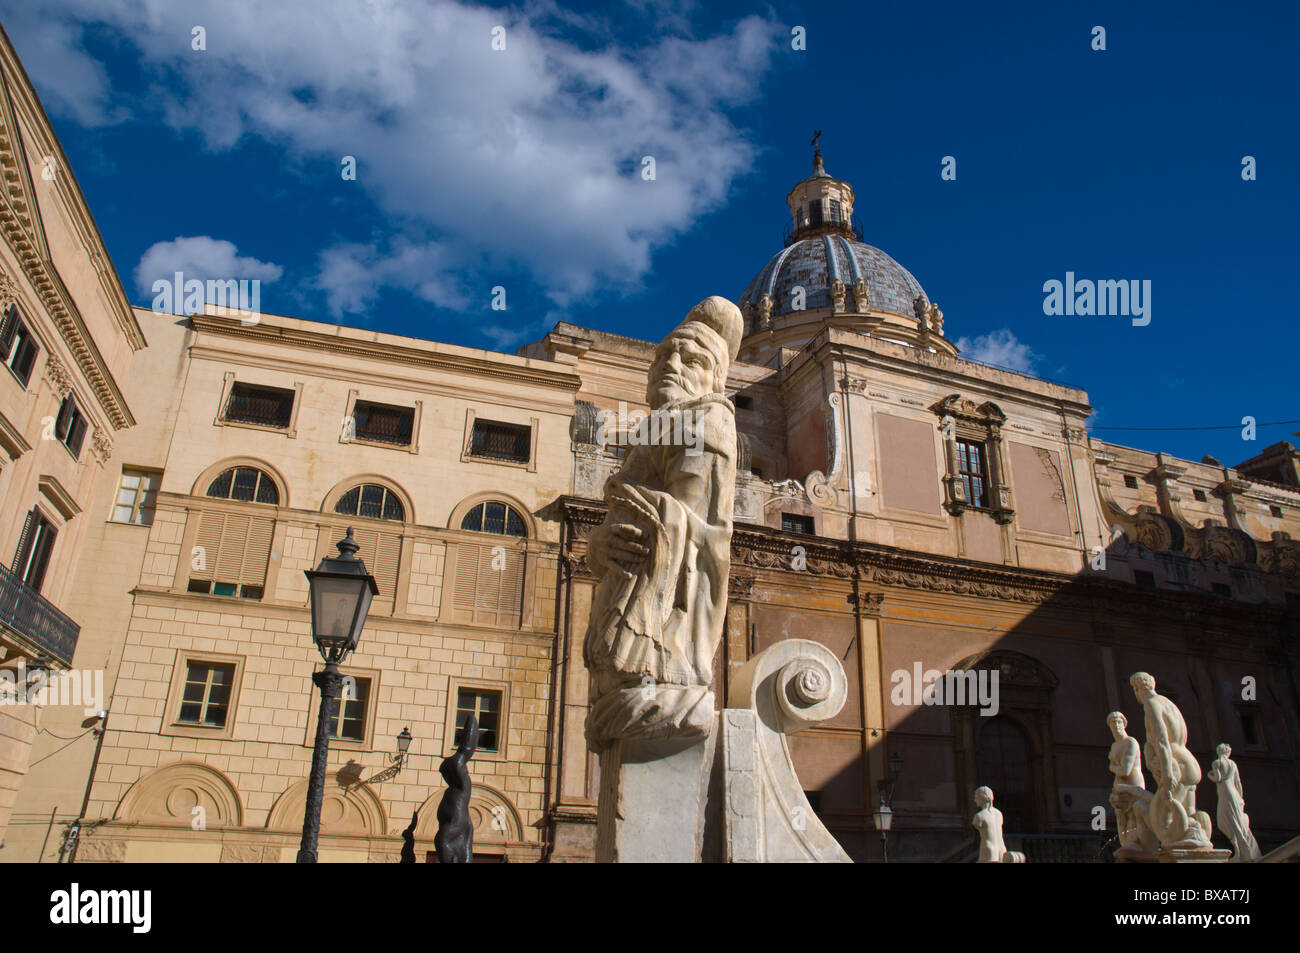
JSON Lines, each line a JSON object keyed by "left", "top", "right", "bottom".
{"left": 0, "top": 560, "right": 80, "bottom": 666}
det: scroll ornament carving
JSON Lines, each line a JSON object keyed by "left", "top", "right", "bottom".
{"left": 91, "top": 427, "right": 113, "bottom": 463}
{"left": 804, "top": 393, "right": 843, "bottom": 507}
{"left": 42, "top": 352, "right": 72, "bottom": 397}
{"left": 0, "top": 268, "right": 19, "bottom": 305}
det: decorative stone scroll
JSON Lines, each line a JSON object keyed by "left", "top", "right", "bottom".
{"left": 721, "top": 639, "right": 851, "bottom": 862}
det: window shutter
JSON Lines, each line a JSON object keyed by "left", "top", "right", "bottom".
{"left": 342, "top": 527, "right": 400, "bottom": 609}
{"left": 494, "top": 549, "right": 524, "bottom": 627}
{"left": 454, "top": 542, "right": 522, "bottom": 626}
{"left": 0, "top": 305, "right": 16, "bottom": 359}
{"left": 192, "top": 512, "right": 226, "bottom": 581}
{"left": 54, "top": 397, "right": 72, "bottom": 441}
{"left": 241, "top": 517, "right": 274, "bottom": 585}
{"left": 12, "top": 508, "right": 35, "bottom": 577}
{"left": 453, "top": 543, "right": 480, "bottom": 622}
{"left": 216, "top": 514, "right": 249, "bottom": 581}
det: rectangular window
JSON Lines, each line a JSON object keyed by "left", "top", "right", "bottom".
{"left": 455, "top": 688, "right": 501, "bottom": 752}
{"left": 54, "top": 395, "right": 88, "bottom": 459}
{"left": 330, "top": 676, "right": 370, "bottom": 741}
{"left": 2, "top": 307, "right": 39, "bottom": 387}
{"left": 1271, "top": 505, "right": 1284, "bottom": 518}
{"left": 808, "top": 201, "right": 823, "bottom": 226}
{"left": 469, "top": 419, "right": 531, "bottom": 464}
{"left": 828, "top": 200, "right": 842, "bottom": 223}
{"left": 1133, "top": 570, "right": 1156, "bottom": 589}
{"left": 782, "top": 513, "right": 815, "bottom": 534}
{"left": 177, "top": 661, "right": 235, "bottom": 727}
{"left": 353, "top": 400, "right": 415, "bottom": 446}
{"left": 224, "top": 382, "right": 295, "bottom": 428}
{"left": 1240, "top": 710, "right": 1260, "bottom": 746}
{"left": 733, "top": 395, "right": 753, "bottom": 410}
{"left": 1124, "top": 475, "right": 1139, "bottom": 489}
{"left": 113, "top": 468, "right": 161, "bottom": 525}
{"left": 955, "top": 439, "right": 988, "bottom": 508}
{"left": 1192, "top": 489, "right": 1207, "bottom": 502}
{"left": 13, "top": 508, "right": 57, "bottom": 593}
{"left": 186, "top": 578, "right": 263, "bottom": 599}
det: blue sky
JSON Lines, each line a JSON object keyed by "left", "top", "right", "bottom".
{"left": 2, "top": 0, "right": 1296, "bottom": 465}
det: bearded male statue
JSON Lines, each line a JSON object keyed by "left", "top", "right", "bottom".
{"left": 583, "top": 296, "right": 742, "bottom": 751}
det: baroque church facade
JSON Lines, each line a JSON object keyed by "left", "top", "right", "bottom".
{"left": 0, "top": 26, "right": 1296, "bottom": 862}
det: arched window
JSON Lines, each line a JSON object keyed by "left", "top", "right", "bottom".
{"left": 205, "top": 467, "right": 279, "bottom": 505}
{"left": 334, "top": 484, "right": 404, "bottom": 522}
{"left": 460, "top": 501, "right": 526, "bottom": 537}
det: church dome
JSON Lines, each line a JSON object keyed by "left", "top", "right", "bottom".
{"left": 733, "top": 138, "right": 953, "bottom": 362}
{"left": 738, "top": 236, "right": 929, "bottom": 321}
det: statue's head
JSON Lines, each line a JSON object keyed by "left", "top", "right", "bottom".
{"left": 648, "top": 296, "right": 742, "bottom": 409}
{"left": 974, "top": 785, "right": 993, "bottom": 808}
{"left": 1107, "top": 710, "right": 1127, "bottom": 735}
{"left": 1216, "top": 742, "right": 1231, "bottom": 758}
{"left": 1129, "top": 671, "right": 1156, "bottom": 701}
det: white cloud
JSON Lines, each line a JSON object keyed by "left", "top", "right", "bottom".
{"left": 135, "top": 236, "right": 283, "bottom": 312}
{"left": 954, "top": 328, "right": 1039, "bottom": 375}
{"left": 12, "top": 0, "right": 782, "bottom": 312}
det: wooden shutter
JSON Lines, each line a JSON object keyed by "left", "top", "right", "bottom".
{"left": 12, "top": 508, "right": 35, "bottom": 577}
{"left": 453, "top": 541, "right": 523, "bottom": 627}
{"left": 345, "top": 526, "right": 401, "bottom": 610}
{"left": 0, "top": 305, "right": 16, "bottom": 358}
{"left": 192, "top": 511, "right": 273, "bottom": 584}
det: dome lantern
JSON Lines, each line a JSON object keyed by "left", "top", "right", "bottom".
{"left": 786, "top": 132, "right": 857, "bottom": 244}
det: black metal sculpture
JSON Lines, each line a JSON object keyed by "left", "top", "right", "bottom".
{"left": 400, "top": 810, "right": 418, "bottom": 864}
{"left": 434, "top": 714, "right": 478, "bottom": 863}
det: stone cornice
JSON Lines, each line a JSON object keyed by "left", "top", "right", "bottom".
{"left": 189, "top": 314, "right": 583, "bottom": 393}
{"left": 552, "top": 498, "right": 1296, "bottom": 628}
{"left": 0, "top": 52, "right": 137, "bottom": 429}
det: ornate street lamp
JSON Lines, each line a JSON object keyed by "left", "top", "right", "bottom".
{"left": 296, "top": 528, "right": 378, "bottom": 863}
{"left": 874, "top": 751, "right": 904, "bottom": 863}
{"left": 872, "top": 800, "right": 893, "bottom": 862}
{"left": 394, "top": 727, "right": 413, "bottom": 768}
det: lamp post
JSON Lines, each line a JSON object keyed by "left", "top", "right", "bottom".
{"left": 394, "top": 727, "right": 413, "bottom": 768}
{"left": 873, "top": 752, "right": 904, "bottom": 863}
{"left": 297, "top": 528, "right": 378, "bottom": 864}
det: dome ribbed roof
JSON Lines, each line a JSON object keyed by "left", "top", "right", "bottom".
{"left": 738, "top": 235, "right": 928, "bottom": 320}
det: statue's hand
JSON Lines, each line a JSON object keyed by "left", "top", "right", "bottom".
{"left": 605, "top": 522, "right": 650, "bottom": 572}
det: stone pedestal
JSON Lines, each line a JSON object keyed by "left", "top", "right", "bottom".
{"left": 595, "top": 733, "right": 716, "bottom": 863}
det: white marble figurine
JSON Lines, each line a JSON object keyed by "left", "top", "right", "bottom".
{"left": 1129, "top": 672, "right": 1213, "bottom": 850}
{"left": 972, "top": 786, "right": 1024, "bottom": 863}
{"left": 1207, "top": 743, "right": 1261, "bottom": 862}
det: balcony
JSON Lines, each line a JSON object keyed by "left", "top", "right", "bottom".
{"left": 0, "top": 560, "right": 80, "bottom": 666}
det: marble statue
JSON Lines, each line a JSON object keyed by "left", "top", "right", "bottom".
{"left": 1129, "top": 672, "right": 1213, "bottom": 850}
{"left": 434, "top": 714, "right": 478, "bottom": 863}
{"left": 1207, "top": 743, "right": 1261, "bottom": 862}
{"left": 972, "top": 786, "right": 1024, "bottom": 863}
{"left": 1106, "top": 711, "right": 1158, "bottom": 859}
{"left": 400, "top": 810, "right": 418, "bottom": 863}
{"left": 583, "top": 296, "right": 741, "bottom": 751}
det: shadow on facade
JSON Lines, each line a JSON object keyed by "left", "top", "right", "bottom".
{"left": 722, "top": 530, "right": 1300, "bottom": 863}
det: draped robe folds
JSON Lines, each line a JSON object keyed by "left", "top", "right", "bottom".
{"left": 1207, "top": 755, "right": 1261, "bottom": 861}
{"left": 583, "top": 393, "right": 736, "bottom": 750}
